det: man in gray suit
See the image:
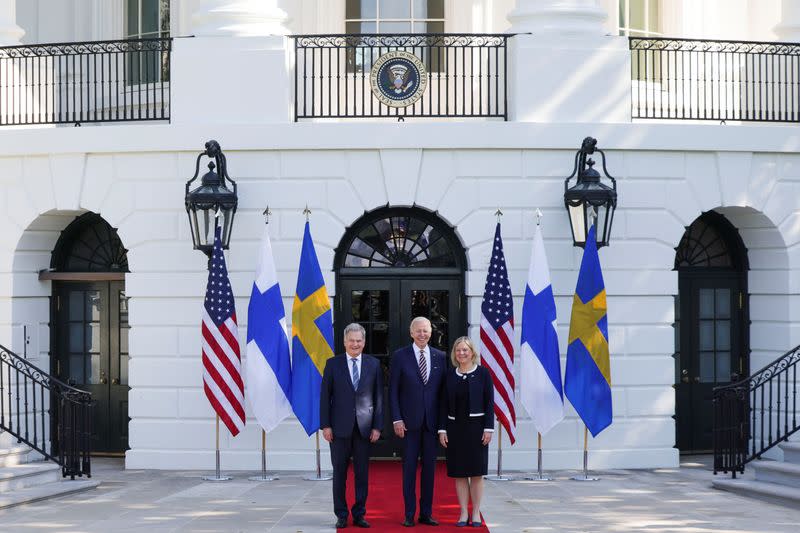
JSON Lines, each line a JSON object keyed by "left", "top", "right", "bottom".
{"left": 321, "top": 323, "right": 383, "bottom": 529}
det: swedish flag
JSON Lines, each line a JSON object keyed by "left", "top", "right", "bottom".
{"left": 564, "top": 225, "right": 612, "bottom": 437}
{"left": 290, "top": 222, "right": 335, "bottom": 436}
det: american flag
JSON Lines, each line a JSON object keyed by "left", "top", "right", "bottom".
{"left": 479, "top": 223, "right": 516, "bottom": 444}
{"left": 202, "top": 226, "right": 245, "bottom": 436}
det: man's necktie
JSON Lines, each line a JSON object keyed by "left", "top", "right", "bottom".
{"left": 352, "top": 358, "right": 360, "bottom": 390}
{"left": 418, "top": 349, "right": 428, "bottom": 385}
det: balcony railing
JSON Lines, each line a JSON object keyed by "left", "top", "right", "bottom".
{"left": 630, "top": 37, "right": 800, "bottom": 123}
{"left": 0, "top": 37, "right": 171, "bottom": 126}
{"left": 292, "top": 34, "right": 509, "bottom": 120}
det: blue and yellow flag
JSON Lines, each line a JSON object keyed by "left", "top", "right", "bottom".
{"left": 564, "top": 225, "right": 612, "bottom": 437}
{"left": 290, "top": 222, "right": 335, "bottom": 435}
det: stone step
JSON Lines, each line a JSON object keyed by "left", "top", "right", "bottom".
{"left": 0, "top": 461, "right": 60, "bottom": 492}
{"left": 753, "top": 460, "right": 800, "bottom": 488}
{"left": 0, "top": 446, "right": 34, "bottom": 467}
{"left": 0, "top": 478, "right": 99, "bottom": 510}
{"left": 713, "top": 477, "right": 800, "bottom": 508}
{"left": 779, "top": 441, "right": 800, "bottom": 465}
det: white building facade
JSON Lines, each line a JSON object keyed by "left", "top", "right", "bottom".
{"left": 1, "top": 0, "right": 799, "bottom": 473}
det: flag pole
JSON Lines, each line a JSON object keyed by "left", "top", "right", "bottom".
{"left": 249, "top": 429, "right": 278, "bottom": 481}
{"left": 304, "top": 431, "right": 332, "bottom": 481}
{"left": 485, "top": 424, "right": 511, "bottom": 481}
{"left": 525, "top": 432, "right": 553, "bottom": 481}
{"left": 572, "top": 425, "right": 599, "bottom": 481}
{"left": 203, "top": 415, "right": 232, "bottom": 481}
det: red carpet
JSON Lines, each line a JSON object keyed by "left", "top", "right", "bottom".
{"left": 340, "top": 460, "right": 489, "bottom": 531}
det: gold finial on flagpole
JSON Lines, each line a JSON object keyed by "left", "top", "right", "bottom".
{"left": 263, "top": 206, "right": 271, "bottom": 225}
{"left": 495, "top": 208, "right": 503, "bottom": 221}
{"left": 303, "top": 205, "right": 311, "bottom": 221}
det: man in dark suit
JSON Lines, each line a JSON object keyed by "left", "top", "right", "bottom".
{"left": 389, "top": 317, "right": 445, "bottom": 527}
{"left": 321, "top": 323, "right": 383, "bottom": 529}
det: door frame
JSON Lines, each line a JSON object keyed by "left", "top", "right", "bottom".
{"left": 50, "top": 278, "right": 130, "bottom": 455}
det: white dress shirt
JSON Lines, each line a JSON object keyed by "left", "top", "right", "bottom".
{"left": 347, "top": 353, "right": 362, "bottom": 387}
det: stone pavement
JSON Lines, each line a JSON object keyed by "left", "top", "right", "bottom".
{"left": 0, "top": 456, "right": 798, "bottom": 532}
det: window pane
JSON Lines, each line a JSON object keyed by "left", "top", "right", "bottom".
{"left": 160, "top": 0, "right": 170, "bottom": 34}
{"left": 86, "top": 323, "right": 101, "bottom": 353}
{"left": 379, "top": 0, "right": 411, "bottom": 18}
{"left": 346, "top": 21, "right": 376, "bottom": 34}
{"left": 415, "top": 21, "right": 444, "bottom": 34}
{"left": 699, "top": 321, "right": 714, "bottom": 351}
{"left": 371, "top": 291, "right": 389, "bottom": 321}
{"left": 372, "top": 323, "right": 389, "bottom": 356}
{"left": 352, "top": 290, "right": 367, "bottom": 321}
{"left": 629, "top": 0, "right": 645, "bottom": 33}
{"left": 89, "top": 353, "right": 101, "bottom": 384}
{"left": 716, "top": 289, "right": 730, "bottom": 318}
{"left": 348, "top": 0, "right": 377, "bottom": 19}
{"left": 699, "top": 351, "right": 715, "bottom": 383}
{"left": 70, "top": 354, "right": 84, "bottom": 383}
{"left": 86, "top": 291, "right": 101, "bottom": 321}
{"left": 69, "top": 323, "right": 84, "bottom": 352}
{"left": 127, "top": 0, "right": 139, "bottom": 37}
{"left": 120, "top": 354, "right": 129, "bottom": 385}
{"left": 142, "top": 0, "right": 160, "bottom": 34}
{"left": 715, "top": 321, "right": 731, "bottom": 350}
{"left": 69, "top": 291, "right": 84, "bottom": 320}
{"left": 699, "top": 289, "right": 714, "bottom": 319}
{"left": 716, "top": 351, "right": 731, "bottom": 382}
{"left": 381, "top": 21, "right": 412, "bottom": 33}
{"left": 416, "top": 0, "right": 444, "bottom": 19}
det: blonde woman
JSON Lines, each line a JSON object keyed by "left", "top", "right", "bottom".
{"left": 438, "top": 337, "right": 494, "bottom": 527}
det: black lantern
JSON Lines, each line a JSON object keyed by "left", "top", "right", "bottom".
{"left": 564, "top": 137, "right": 617, "bottom": 248}
{"left": 185, "top": 140, "right": 238, "bottom": 257}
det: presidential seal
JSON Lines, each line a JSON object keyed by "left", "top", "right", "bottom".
{"left": 370, "top": 50, "right": 428, "bottom": 108}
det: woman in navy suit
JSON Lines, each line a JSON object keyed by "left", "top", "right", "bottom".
{"left": 438, "top": 336, "right": 494, "bottom": 528}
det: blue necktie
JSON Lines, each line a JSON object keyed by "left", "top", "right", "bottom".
{"left": 352, "top": 358, "right": 360, "bottom": 390}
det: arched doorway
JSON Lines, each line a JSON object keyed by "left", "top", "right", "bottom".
{"left": 48, "top": 213, "right": 130, "bottom": 454}
{"left": 334, "top": 206, "right": 467, "bottom": 458}
{"left": 675, "top": 211, "right": 749, "bottom": 452}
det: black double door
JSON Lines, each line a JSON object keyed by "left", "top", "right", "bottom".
{"left": 676, "top": 272, "right": 746, "bottom": 452}
{"left": 54, "top": 281, "right": 130, "bottom": 454}
{"left": 338, "top": 277, "right": 464, "bottom": 457}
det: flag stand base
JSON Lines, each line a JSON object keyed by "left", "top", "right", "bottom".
{"left": 571, "top": 473, "right": 599, "bottom": 481}
{"left": 249, "top": 474, "right": 279, "bottom": 481}
{"left": 524, "top": 473, "right": 553, "bottom": 481}
{"left": 484, "top": 474, "right": 512, "bottom": 481}
{"left": 571, "top": 435, "right": 599, "bottom": 481}
{"left": 304, "top": 473, "right": 333, "bottom": 481}
{"left": 202, "top": 474, "right": 232, "bottom": 482}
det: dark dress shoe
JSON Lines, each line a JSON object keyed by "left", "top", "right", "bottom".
{"left": 418, "top": 516, "right": 439, "bottom": 526}
{"left": 402, "top": 517, "right": 416, "bottom": 527}
{"left": 335, "top": 517, "right": 348, "bottom": 528}
{"left": 353, "top": 517, "right": 371, "bottom": 528}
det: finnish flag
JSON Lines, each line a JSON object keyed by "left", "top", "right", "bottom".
{"left": 246, "top": 225, "right": 292, "bottom": 433}
{"left": 520, "top": 223, "right": 564, "bottom": 435}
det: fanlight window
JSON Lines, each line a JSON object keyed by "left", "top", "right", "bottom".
{"left": 675, "top": 214, "right": 739, "bottom": 269}
{"left": 52, "top": 213, "right": 129, "bottom": 272}
{"left": 344, "top": 214, "right": 457, "bottom": 268}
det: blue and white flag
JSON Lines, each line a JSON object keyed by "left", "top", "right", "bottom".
{"left": 246, "top": 225, "right": 292, "bottom": 433}
{"left": 520, "top": 223, "right": 564, "bottom": 435}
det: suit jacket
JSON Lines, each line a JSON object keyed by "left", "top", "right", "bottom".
{"left": 389, "top": 344, "right": 446, "bottom": 432}
{"left": 320, "top": 354, "right": 384, "bottom": 439}
{"left": 438, "top": 364, "right": 495, "bottom": 432}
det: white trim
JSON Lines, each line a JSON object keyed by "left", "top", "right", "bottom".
{"left": 447, "top": 415, "right": 455, "bottom": 420}
{"left": 469, "top": 412, "right": 484, "bottom": 417}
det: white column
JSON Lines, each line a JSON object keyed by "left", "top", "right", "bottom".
{"left": 191, "top": 0, "right": 290, "bottom": 37}
{"left": 507, "top": 0, "right": 608, "bottom": 36}
{"left": 775, "top": 0, "right": 800, "bottom": 42}
{"left": 0, "top": 0, "right": 24, "bottom": 45}
{"left": 506, "top": 0, "right": 631, "bottom": 123}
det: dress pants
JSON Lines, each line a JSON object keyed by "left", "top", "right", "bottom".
{"left": 331, "top": 423, "right": 370, "bottom": 520}
{"left": 402, "top": 426, "right": 437, "bottom": 519}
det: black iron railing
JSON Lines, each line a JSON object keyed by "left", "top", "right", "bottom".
{"left": 713, "top": 344, "right": 800, "bottom": 478}
{"left": 630, "top": 37, "right": 800, "bottom": 122}
{"left": 0, "top": 343, "right": 93, "bottom": 479}
{"left": 293, "top": 33, "right": 508, "bottom": 120}
{"left": 0, "top": 37, "right": 171, "bottom": 126}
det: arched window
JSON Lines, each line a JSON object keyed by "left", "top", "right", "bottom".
{"left": 675, "top": 211, "right": 747, "bottom": 270}
{"left": 337, "top": 207, "right": 464, "bottom": 270}
{"left": 51, "top": 213, "right": 129, "bottom": 272}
